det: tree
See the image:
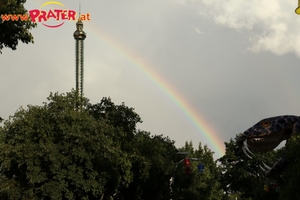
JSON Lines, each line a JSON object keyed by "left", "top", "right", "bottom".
{"left": 218, "top": 136, "right": 281, "bottom": 200}
{"left": 87, "top": 97, "right": 142, "bottom": 147}
{"left": 172, "top": 141, "right": 226, "bottom": 200}
{"left": 88, "top": 98, "right": 178, "bottom": 199}
{"left": 278, "top": 134, "right": 300, "bottom": 200}
{"left": 115, "top": 132, "right": 177, "bottom": 200}
{"left": 0, "top": 91, "right": 184, "bottom": 199}
{"left": 0, "top": 91, "right": 131, "bottom": 199}
{"left": 0, "top": 0, "right": 36, "bottom": 53}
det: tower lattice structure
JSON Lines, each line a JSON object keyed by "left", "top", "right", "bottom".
{"left": 73, "top": 19, "right": 86, "bottom": 96}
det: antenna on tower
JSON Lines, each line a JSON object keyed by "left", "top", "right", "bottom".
{"left": 79, "top": 2, "right": 81, "bottom": 15}
{"left": 78, "top": 2, "right": 81, "bottom": 20}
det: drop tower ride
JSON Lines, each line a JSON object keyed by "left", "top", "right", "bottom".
{"left": 73, "top": 18, "right": 86, "bottom": 96}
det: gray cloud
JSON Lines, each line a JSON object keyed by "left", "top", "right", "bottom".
{"left": 198, "top": 0, "right": 300, "bottom": 56}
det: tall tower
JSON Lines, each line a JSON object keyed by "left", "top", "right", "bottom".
{"left": 73, "top": 19, "right": 86, "bottom": 96}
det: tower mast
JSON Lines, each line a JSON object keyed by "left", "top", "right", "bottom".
{"left": 73, "top": 10, "right": 86, "bottom": 97}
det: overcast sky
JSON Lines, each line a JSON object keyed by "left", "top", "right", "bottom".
{"left": 1, "top": 0, "right": 300, "bottom": 158}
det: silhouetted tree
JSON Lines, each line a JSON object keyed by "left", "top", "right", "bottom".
{"left": 172, "top": 141, "right": 226, "bottom": 200}
{"left": 0, "top": 0, "right": 36, "bottom": 53}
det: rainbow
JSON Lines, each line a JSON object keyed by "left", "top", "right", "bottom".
{"left": 27, "top": 0, "right": 226, "bottom": 157}
{"left": 85, "top": 22, "right": 225, "bottom": 157}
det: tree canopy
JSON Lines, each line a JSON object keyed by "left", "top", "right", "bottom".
{"left": 0, "top": 92, "right": 130, "bottom": 199}
{"left": 172, "top": 141, "right": 226, "bottom": 200}
{"left": 0, "top": 91, "right": 196, "bottom": 199}
{"left": 8, "top": 90, "right": 300, "bottom": 199}
{"left": 0, "top": 0, "right": 36, "bottom": 53}
{"left": 277, "top": 134, "right": 300, "bottom": 200}
{"left": 218, "top": 135, "right": 288, "bottom": 200}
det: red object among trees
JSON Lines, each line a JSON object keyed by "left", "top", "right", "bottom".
{"left": 184, "top": 158, "right": 191, "bottom": 174}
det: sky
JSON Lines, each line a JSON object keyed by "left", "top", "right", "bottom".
{"left": 1, "top": 0, "right": 300, "bottom": 159}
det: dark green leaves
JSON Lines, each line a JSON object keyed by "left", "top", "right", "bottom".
{"left": 0, "top": 0, "right": 36, "bottom": 53}
{"left": 0, "top": 91, "right": 124, "bottom": 199}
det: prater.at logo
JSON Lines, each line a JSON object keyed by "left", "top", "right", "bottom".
{"left": 1, "top": 1, "right": 91, "bottom": 28}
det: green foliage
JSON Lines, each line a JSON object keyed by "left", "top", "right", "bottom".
{"left": 0, "top": 91, "right": 183, "bottom": 199}
{"left": 279, "top": 134, "right": 300, "bottom": 200}
{"left": 0, "top": 0, "right": 36, "bottom": 53}
{"left": 87, "top": 97, "right": 142, "bottom": 149}
{"left": 218, "top": 136, "right": 280, "bottom": 200}
{"left": 116, "top": 132, "right": 177, "bottom": 200}
{"left": 88, "top": 97, "right": 142, "bottom": 133}
{"left": 0, "top": 91, "right": 129, "bottom": 199}
{"left": 1, "top": 90, "right": 244, "bottom": 199}
{"left": 172, "top": 141, "right": 226, "bottom": 200}
{"left": 87, "top": 97, "right": 181, "bottom": 199}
